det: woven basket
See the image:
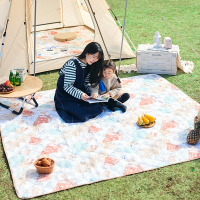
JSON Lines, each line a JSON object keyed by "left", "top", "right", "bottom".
{"left": 34, "top": 158, "right": 55, "bottom": 174}
{"left": 187, "top": 129, "right": 200, "bottom": 145}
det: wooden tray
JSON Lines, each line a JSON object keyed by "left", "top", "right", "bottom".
{"left": 136, "top": 121, "right": 156, "bottom": 128}
{"left": 0, "top": 86, "right": 15, "bottom": 94}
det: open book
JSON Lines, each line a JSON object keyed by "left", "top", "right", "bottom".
{"left": 86, "top": 96, "right": 110, "bottom": 103}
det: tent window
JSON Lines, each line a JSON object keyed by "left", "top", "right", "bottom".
{"left": 33, "top": 0, "right": 61, "bottom": 26}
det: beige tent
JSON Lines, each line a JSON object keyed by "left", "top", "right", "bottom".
{"left": 0, "top": 0, "right": 11, "bottom": 55}
{"left": 0, "top": 0, "right": 135, "bottom": 78}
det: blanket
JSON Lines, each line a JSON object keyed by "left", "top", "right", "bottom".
{"left": 0, "top": 74, "right": 199, "bottom": 198}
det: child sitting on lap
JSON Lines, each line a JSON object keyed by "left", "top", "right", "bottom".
{"left": 90, "top": 60, "right": 130, "bottom": 112}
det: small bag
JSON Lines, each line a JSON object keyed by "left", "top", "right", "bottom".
{"left": 164, "top": 37, "right": 172, "bottom": 49}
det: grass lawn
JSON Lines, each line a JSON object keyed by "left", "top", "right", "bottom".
{"left": 1, "top": 0, "right": 200, "bottom": 199}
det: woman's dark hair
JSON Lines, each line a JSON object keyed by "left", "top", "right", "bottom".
{"left": 78, "top": 42, "right": 104, "bottom": 87}
{"left": 103, "top": 60, "right": 116, "bottom": 71}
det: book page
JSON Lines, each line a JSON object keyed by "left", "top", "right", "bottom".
{"left": 86, "top": 96, "right": 109, "bottom": 104}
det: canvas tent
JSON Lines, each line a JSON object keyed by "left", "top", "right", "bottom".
{"left": 0, "top": 0, "right": 135, "bottom": 78}
{"left": 0, "top": 0, "right": 11, "bottom": 54}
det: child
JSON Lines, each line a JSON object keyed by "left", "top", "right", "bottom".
{"left": 90, "top": 60, "right": 130, "bottom": 112}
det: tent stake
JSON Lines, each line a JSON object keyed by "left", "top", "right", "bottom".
{"left": 33, "top": 0, "right": 37, "bottom": 76}
{"left": 118, "top": 0, "right": 128, "bottom": 75}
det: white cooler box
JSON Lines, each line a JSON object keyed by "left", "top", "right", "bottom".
{"left": 136, "top": 50, "right": 177, "bottom": 75}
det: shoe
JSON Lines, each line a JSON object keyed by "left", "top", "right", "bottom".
{"left": 107, "top": 98, "right": 127, "bottom": 113}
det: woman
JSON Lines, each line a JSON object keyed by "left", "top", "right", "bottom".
{"left": 54, "top": 42, "right": 104, "bottom": 123}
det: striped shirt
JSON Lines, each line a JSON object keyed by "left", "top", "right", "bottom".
{"left": 59, "top": 57, "right": 90, "bottom": 99}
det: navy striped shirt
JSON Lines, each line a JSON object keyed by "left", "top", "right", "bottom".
{"left": 59, "top": 57, "right": 90, "bottom": 99}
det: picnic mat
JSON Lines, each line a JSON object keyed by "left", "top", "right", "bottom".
{"left": 31, "top": 26, "right": 94, "bottom": 62}
{"left": 0, "top": 74, "right": 200, "bottom": 199}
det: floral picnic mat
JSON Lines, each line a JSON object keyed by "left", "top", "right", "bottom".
{"left": 0, "top": 74, "right": 200, "bottom": 198}
{"left": 31, "top": 26, "right": 94, "bottom": 62}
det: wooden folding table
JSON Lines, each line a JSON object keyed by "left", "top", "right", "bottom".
{"left": 0, "top": 75, "right": 43, "bottom": 115}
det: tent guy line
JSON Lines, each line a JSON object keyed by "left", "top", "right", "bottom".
{"left": 109, "top": 8, "right": 136, "bottom": 51}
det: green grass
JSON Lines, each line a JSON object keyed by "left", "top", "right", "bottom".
{"left": 1, "top": 0, "right": 200, "bottom": 199}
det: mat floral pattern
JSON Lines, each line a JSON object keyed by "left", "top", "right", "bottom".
{"left": 31, "top": 26, "right": 94, "bottom": 62}
{"left": 0, "top": 74, "right": 200, "bottom": 199}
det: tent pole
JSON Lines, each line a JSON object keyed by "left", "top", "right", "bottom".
{"left": 118, "top": 0, "right": 128, "bottom": 75}
{"left": 33, "top": 0, "right": 37, "bottom": 76}
{"left": 87, "top": 0, "right": 110, "bottom": 59}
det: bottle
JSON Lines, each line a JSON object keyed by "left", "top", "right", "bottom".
{"left": 153, "top": 31, "right": 162, "bottom": 48}
{"left": 9, "top": 70, "right": 15, "bottom": 85}
{"left": 15, "top": 71, "right": 21, "bottom": 86}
